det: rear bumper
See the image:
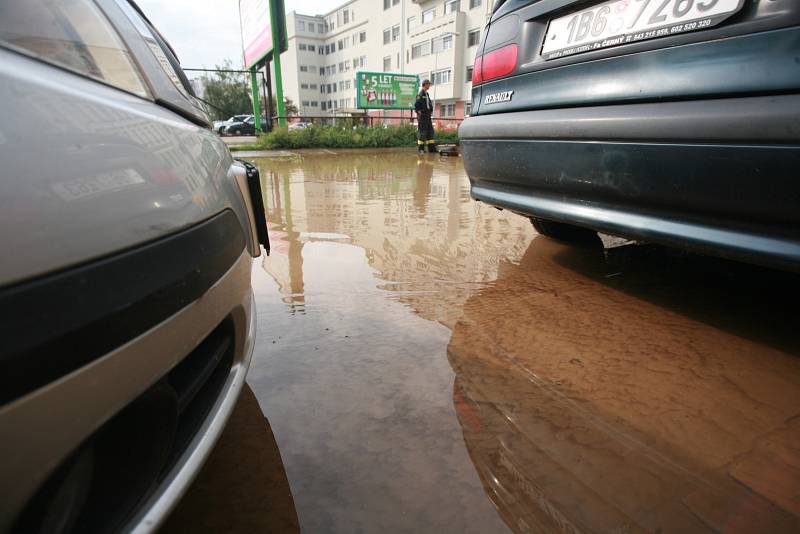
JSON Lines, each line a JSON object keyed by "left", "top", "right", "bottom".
{"left": 460, "top": 95, "right": 800, "bottom": 271}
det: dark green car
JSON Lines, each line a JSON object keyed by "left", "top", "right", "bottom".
{"left": 461, "top": 0, "right": 800, "bottom": 271}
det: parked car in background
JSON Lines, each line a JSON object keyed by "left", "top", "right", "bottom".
{"left": 215, "top": 114, "right": 251, "bottom": 135}
{"left": 223, "top": 116, "right": 258, "bottom": 136}
{"left": 0, "top": 1, "right": 269, "bottom": 533}
{"left": 289, "top": 121, "right": 313, "bottom": 131}
{"left": 461, "top": 0, "right": 800, "bottom": 271}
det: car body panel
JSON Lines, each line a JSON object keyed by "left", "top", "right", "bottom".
{"left": 0, "top": 249, "right": 255, "bottom": 533}
{"left": 472, "top": 26, "right": 800, "bottom": 116}
{"left": 0, "top": 49, "right": 252, "bottom": 288}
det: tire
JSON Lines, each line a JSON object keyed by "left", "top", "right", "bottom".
{"left": 234, "top": 129, "right": 242, "bottom": 136}
{"left": 530, "top": 217, "right": 598, "bottom": 243}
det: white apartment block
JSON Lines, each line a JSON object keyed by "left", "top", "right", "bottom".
{"left": 280, "top": 0, "right": 495, "bottom": 119}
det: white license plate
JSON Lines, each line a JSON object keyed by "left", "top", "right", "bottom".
{"left": 542, "top": 0, "right": 744, "bottom": 60}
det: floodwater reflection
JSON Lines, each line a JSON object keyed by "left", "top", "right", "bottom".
{"left": 450, "top": 239, "right": 800, "bottom": 533}
{"left": 242, "top": 150, "right": 800, "bottom": 533}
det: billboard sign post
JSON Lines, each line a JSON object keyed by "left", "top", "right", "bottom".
{"left": 356, "top": 72, "right": 420, "bottom": 110}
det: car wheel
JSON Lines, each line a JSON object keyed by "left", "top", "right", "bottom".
{"left": 530, "top": 217, "right": 598, "bottom": 243}
{"left": 234, "top": 129, "right": 242, "bottom": 136}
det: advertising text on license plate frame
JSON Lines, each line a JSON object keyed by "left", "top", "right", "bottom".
{"left": 542, "top": 0, "right": 744, "bottom": 61}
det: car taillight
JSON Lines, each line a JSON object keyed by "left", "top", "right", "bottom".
{"left": 472, "top": 44, "right": 518, "bottom": 85}
{"left": 472, "top": 56, "right": 483, "bottom": 85}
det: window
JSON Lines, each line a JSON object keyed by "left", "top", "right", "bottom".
{"left": 339, "top": 81, "right": 345, "bottom": 91}
{"left": 407, "top": 16, "right": 416, "bottom": 32}
{"left": 299, "top": 43, "right": 307, "bottom": 50}
{"left": 444, "top": 1, "right": 460, "bottom": 14}
{"left": 432, "top": 69, "right": 452, "bottom": 84}
{"left": 0, "top": 0, "right": 148, "bottom": 97}
{"left": 331, "top": 64, "right": 337, "bottom": 74}
{"left": 468, "top": 29, "right": 480, "bottom": 47}
{"left": 433, "top": 34, "right": 453, "bottom": 53}
{"left": 320, "top": 66, "right": 325, "bottom": 75}
{"left": 302, "top": 100, "right": 310, "bottom": 106}
{"left": 465, "top": 101, "right": 472, "bottom": 116}
{"left": 392, "top": 24, "right": 400, "bottom": 42}
{"left": 345, "top": 80, "right": 351, "bottom": 89}
{"left": 301, "top": 83, "right": 309, "bottom": 89}
{"left": 299, "top": 21, "right": 306, "bottom": 32}
{"left": 383, "top": 0, "right": 391, "bottom": 9}
{"left": 465, "top": 66, "right": 473, "bottom": 82}
{"left": 310, "top": 83, "right": 318, "bottom": 89}
{"left": 359, "top": 31, "right": 367, "bottom": 43}
{"left": 383, "top": 56, "right": 391, "bottom": 72}
{"left": 343, "top": 10, "right": 349, "bottom": 24}
{"left": 412, "top": 41, "right": 431, "bottom": 59}
{"left": 321, "top": 101, "right": 327, "bottom": 111}
{"left": 339, "top": 61, "right": 345, "bottom": 71}
{"left": 394, "top": 0, "right": 400, "bottom": 5}
{"left": 470, "top": 0, "right": 481, "bottom": 8}
{"left": 441, "top": 103, "right": 456, "bottom": 117}
{"left": 318, "top": 23, "right": 325, "bottom": 33}
{"left": 311, "top": 101, "right": 319, "bottom": 107}
{"left": 299, "top": 66, "right": 308, "bottom": 72}
{"left": 383, "top": 28, "right": 391, "bottom": 45}
{"left": 422, "top": 8, "right": 435, "bottom": 24}
{"left": 319, "top": 47, "right": 324, "bottom": 55}
{"left": 309, "top": 44, "right": 316, "bottom": 52}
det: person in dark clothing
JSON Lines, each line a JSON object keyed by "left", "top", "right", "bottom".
{"left": 414, "top": 79, "right": 437, "bottom": 154}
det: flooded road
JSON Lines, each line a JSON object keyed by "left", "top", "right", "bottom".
{"left": 164, "top": 150, "right": 800, "bottom": 533}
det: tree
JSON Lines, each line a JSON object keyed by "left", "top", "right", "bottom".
{"left": 284, "top": 98, "right": 299, "bottom": 116}
{"left": 201, "top": 60, "right": 252, "bottom": 121}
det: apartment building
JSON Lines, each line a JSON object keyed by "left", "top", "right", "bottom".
{"left": 279, "top": 0, "right": 494, "bottom": 119}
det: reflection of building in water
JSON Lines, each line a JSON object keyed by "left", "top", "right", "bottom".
{"left": 260, "top": 170, "right": 306, "bottom": 313}
{"left": 254, "top": 153, "right": 532, "bottom": 324}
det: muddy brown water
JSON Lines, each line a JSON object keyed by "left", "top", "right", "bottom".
{"left": 163, "top": 151, "right": 800, "bottom": 534}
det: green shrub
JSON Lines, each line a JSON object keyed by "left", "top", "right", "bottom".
{"left": 249, "top": 124, "right": 460, "bottom": 150}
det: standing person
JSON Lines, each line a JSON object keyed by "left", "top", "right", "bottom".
{"left": 415, "top": 79, "right": 437, "bottom": 154}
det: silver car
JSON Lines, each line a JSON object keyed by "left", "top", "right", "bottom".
{"left": 0, "top": 1, "right": 268, "bottom": 532}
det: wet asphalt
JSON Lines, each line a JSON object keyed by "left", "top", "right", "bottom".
{"left": 161, "top": 149, "right": 800, "bottom": 534}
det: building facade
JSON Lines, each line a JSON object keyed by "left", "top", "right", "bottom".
{"left": 279, "top": 0, "right": 494, "bottom": 120}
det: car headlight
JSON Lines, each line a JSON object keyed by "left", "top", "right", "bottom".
{"left": 230, "top": 160, "right": 270, "bottom": 258}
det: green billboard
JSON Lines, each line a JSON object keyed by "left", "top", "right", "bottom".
{"left": 356, "top": 72, "right": 420, "bottom": 110}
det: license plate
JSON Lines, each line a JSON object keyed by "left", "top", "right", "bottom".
{"left": 542, "top": 0, "right": 744, "bottom": 60}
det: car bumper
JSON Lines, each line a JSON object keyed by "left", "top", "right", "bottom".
{"left": 460, "top": 94, "right": 800, "bottom": 271}
{"left": 0, "top": 247, "right": 255, "bottom": 533}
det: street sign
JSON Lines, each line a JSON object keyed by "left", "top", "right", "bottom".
{"left": 356, "top": 72, "right": 420, "bottom": 110}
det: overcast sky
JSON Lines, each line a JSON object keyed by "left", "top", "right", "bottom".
{"left": 137, "top": 0, "right": 333, "bottom": 70}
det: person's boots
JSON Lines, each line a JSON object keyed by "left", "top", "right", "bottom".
{"left": 427, "top": 143, "right": 438, "bottom": 154}
{"left": 418, "top": 143, "right": 425, "bottom": 154}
